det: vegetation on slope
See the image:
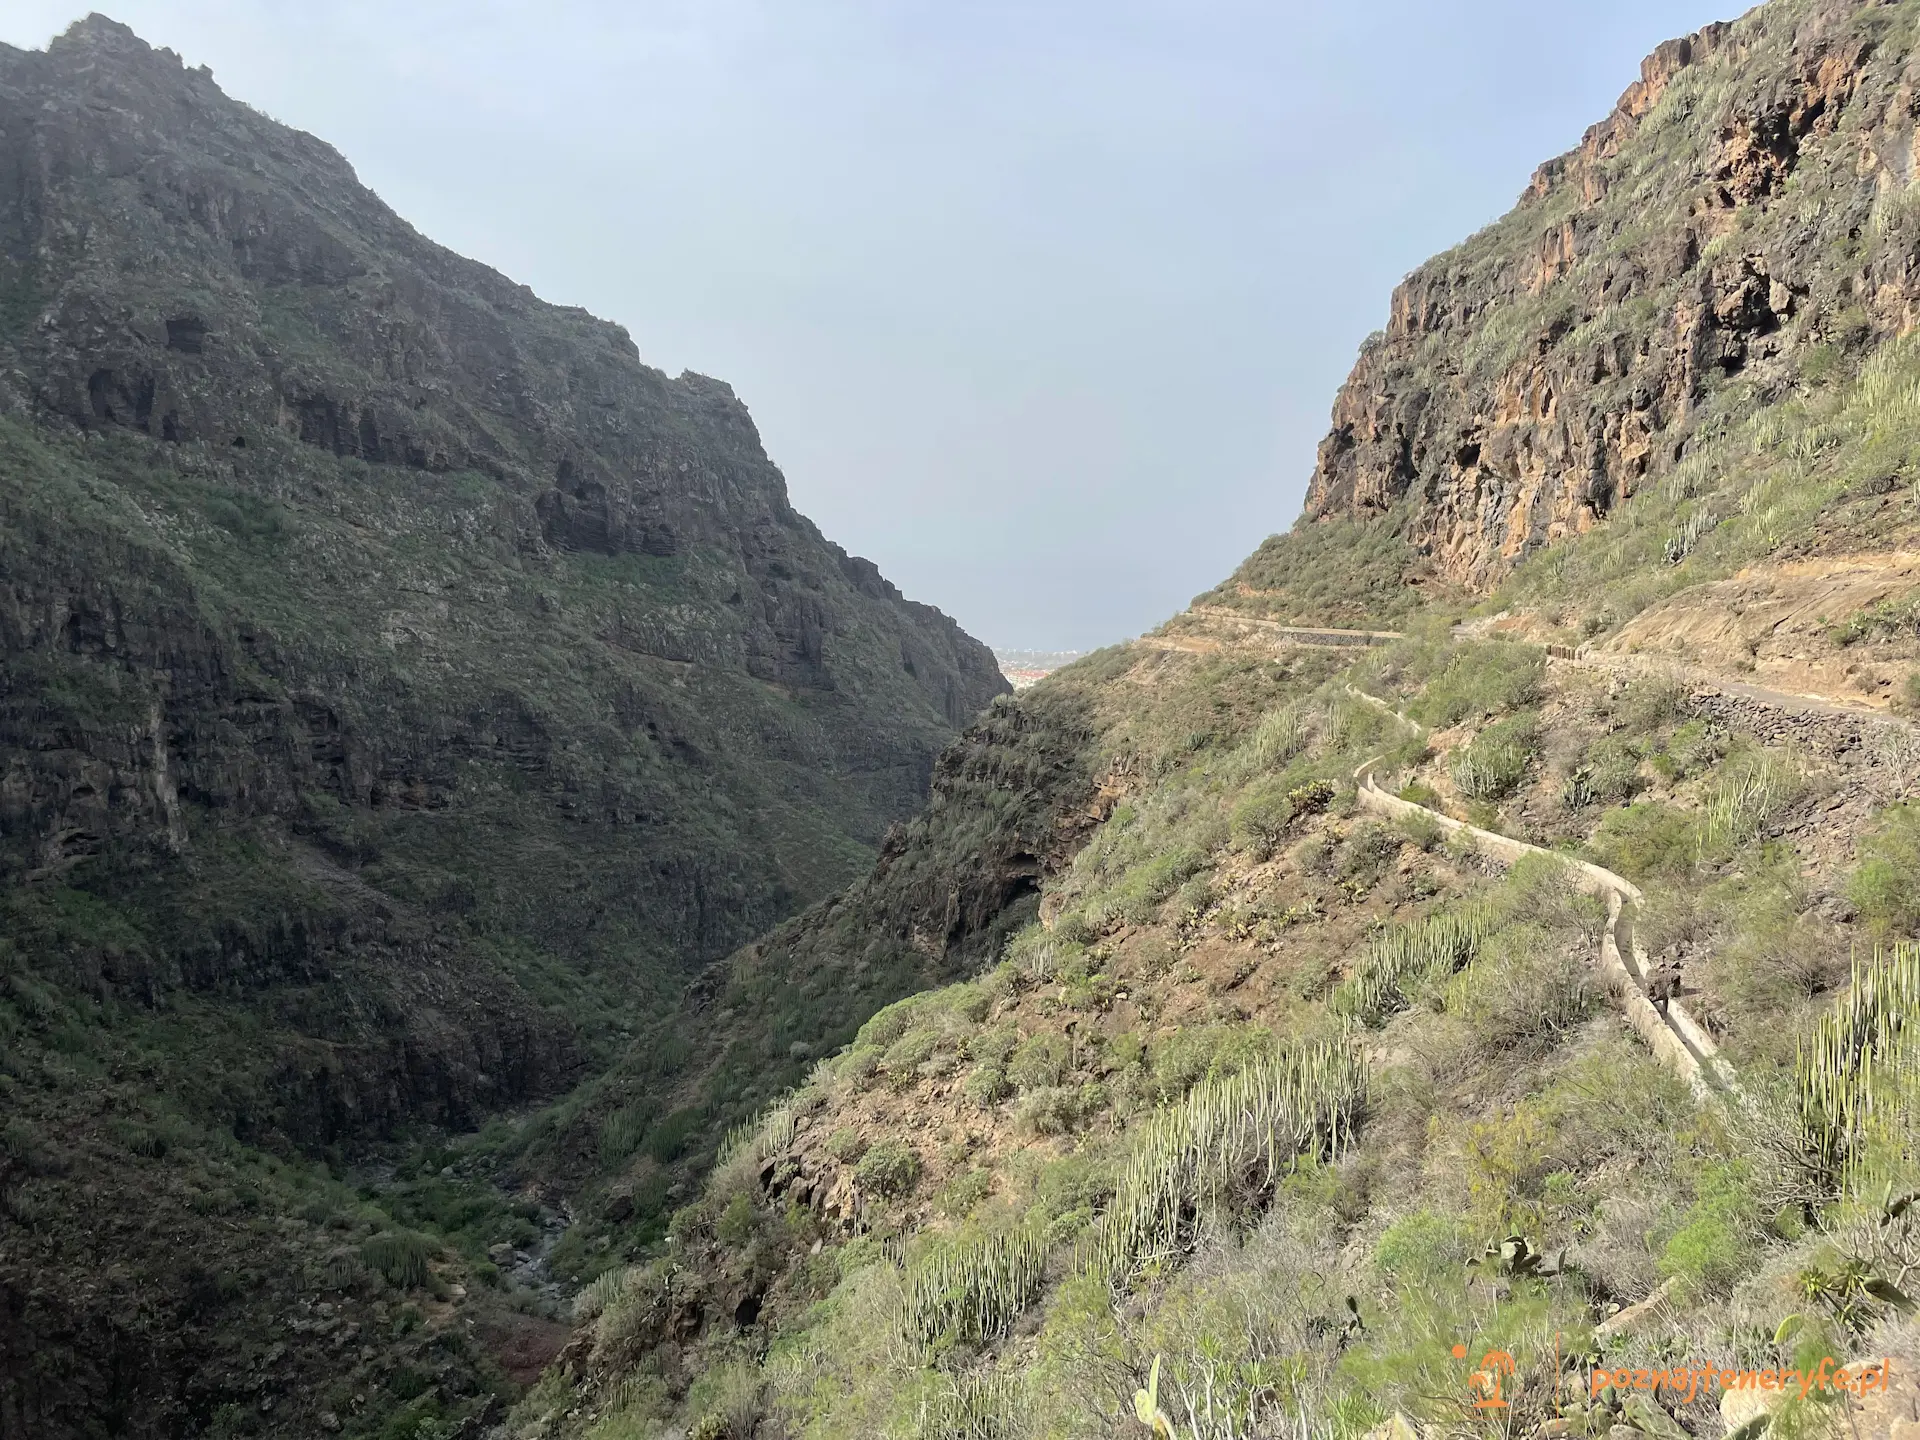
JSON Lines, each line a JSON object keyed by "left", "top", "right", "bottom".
{"left": 493, "top": 613, "right": 1920, "bottom": 1437}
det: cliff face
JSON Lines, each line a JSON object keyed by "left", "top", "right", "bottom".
{"left": 0, "top": 12, "right": 1005, "bottom": 1105}
{"left": 1301, "top": 0, "right": 1920, "bottom": 588}
{"left": 0, "top": 17, "right": 1004, "bottom": 1436}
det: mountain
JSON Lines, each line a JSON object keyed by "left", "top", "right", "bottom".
{"left": 1208, "top": 0, "right": 1920, "bottom": 629}
{"left": 532, "top": 3, "right": 1920, "bottom": 1436}
{"left": 0, "top": 16, "right": 1005, "bottom": 1438}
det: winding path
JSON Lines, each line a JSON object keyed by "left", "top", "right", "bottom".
{"left": 1342, "top": 687, "right": 1734, "bottom": 1096}
{"left": 1151, "top": 608, "right": 1920, "bottom": 1091}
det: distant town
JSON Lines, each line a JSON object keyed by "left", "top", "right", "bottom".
{"left": 992, "top": 649, "right": 1087, "bottom": 689}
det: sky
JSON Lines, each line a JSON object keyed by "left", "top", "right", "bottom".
{"left": 4, "top": 2, "right": 1734, "bottom": 650}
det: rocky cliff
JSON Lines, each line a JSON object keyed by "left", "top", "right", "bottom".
{"left": 1293, "top": 0, "right": 1920, "bottom": 591}
{"left": 0, "top": 15, "right": 1003, "bottom": 1438}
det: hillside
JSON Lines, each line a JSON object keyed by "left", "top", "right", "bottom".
{"left": 1206, "top": 0, "right": 1920, "bottom": 635}
{"left": 515, "top": 3, "right": 1920, "bottom": 1438}
{"left": 0, "top": 16, "right": 1005, "bottom": 1440}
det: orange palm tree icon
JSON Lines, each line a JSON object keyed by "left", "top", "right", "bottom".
{"left": 1453, "top": 1344, "right": 1514, "bottom": 1409}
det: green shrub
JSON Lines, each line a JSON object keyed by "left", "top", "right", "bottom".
{"left": 1398, "top": 781, "right": 1442, "bottom": 808}
{"left": 643, "top": 1107, "right": 705, "bottom": 1165}
{"left": 1016, "top": 1084, "right": 1100, "bottom": 1135}
{"left": 882, "top": 1027, "right": 939, "bottom": 1072}
{"left": 1229, "top": 781, "right": 1290, "bottom": 855}
{"left": 963, "top": 1063, "right": 1010, "bottom": 1110}
{"left": 824, "top": 1127, "right": 867, "bottom": 1164}
{"left": 1659, "top": 1161, "right": 1758, "bottom": 1300}
{"left": 1651, "top": 718, "right": 1726, "bottom": 780}
{"left": 716, "top": 1193, "right": 756, "bottom": 1246}
{"left": 1373, "top": 1209, "right": 1472, "bottom": 1283}
{"left": 1561, "top": 735, "right": 1643, "bottom": 808}
{"left": 1409, "top": 643, "right": 1544, "bottom": 726}
{"left": 1831, "top": 592, "right": 1920, "bottom": 646}
{"left": 853, "top": 1140, "right": 920, "bottom": 1197}
{"left": 935, "top": 1169, "right": 994, "bottom": 1218}
{"left": 1396, "top": 809, "right": 1443, "bottom": 851}
{"left": 1338, "top": 821, "right": 1402, "bottom": 885}
{"left": 1849, "top": 805, "right": 1920, "bottom": 935}
{"left": 1007, "top": 1033, "right": 1069, "bottom": 1092}
{"left": 1450, "top": 713, "right": 1540, "bottom": 800}
{"left": 1615, "top": 672, "right": 1690, "bottom": 732}
{"left": 1588, "top": 801, "right": 1695, "bottom": 881}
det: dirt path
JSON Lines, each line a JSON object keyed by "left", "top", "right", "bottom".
{"left": 1342, "top": 688, "right": 1732, "bottom": 1096}
{"left": 1169, "top": 604, "right": 1912, "bottom": 727}
{"left": 1563, "top": 650, "right": 1906, "bottom": 725}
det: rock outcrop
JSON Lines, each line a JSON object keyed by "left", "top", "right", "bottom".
{"left": 1301, "top": 0, "right": 1920, "bottom": 588}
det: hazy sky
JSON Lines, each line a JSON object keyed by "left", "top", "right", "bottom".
{"left": 6, "top": 2, "right": 1730, "bottom": 650}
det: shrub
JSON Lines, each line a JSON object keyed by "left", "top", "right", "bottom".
{"left": 824, "top": 1127, "right": 867, "bottom": 1164}
{"left": 1588, "top": 801, "right": 1695, "bottom": 881}
{"left": 963, "top": 1063, "right": 1011, "bottom": 1110}
{"left": 1450, "top": 713, "right": 1540, "bottom": 800}
{"left": 935, "top": 1169, "right": 994, "bottom": 1218}
{"left": 715, "top": 1194, "right": 756, "bottom": 1246}
{"left": 1396, "top": 809, "right": 1443, "bottom": 851}
{"left": 1015, "top": 1085, "right": 1086, "bottom": 1135}
{"left": 1849, "top": 805, "right": 1920, "bottom": 935}
{"left": 1398, "top": 780, "right": 1442, "bottom": 808}
{"left": 1614, "top": 672, "right": 1689, "bottom": 733}
{"left": 1409, "top": 643, "right": 1544, "bottom": 726}
{"left": 1288, "top": 780, "right": 1336, "bottom": 815}
{"left": 1651, "top": 718, "right": 1726, "bottom": 780}
{"left": 1561, "top": 735, "right": 1643, "bottom": 809}
{"left": 853, "top": 1140, "right": 920, "bottom": 1197}
{"left": 1230, "top": 781, "right": 1296, "bottom": 859}
{"left": 1007, "top": 1033, "right": 1069, "bottom": 1091}
{"left": 1338, "top": 821, "right": 1402, "bottom": 885}
{"left": 1445, "top": 930, "right": 1594, "bottom": 1059}
{"left": 882, "top": 1027, "right": 939, "bottom": 1072}
{"left": 643, "top": 1107, "right": 704, "bottom": 1165}
{"left": 1374, "top": 1209, "right": 1472, "bottom": 1284}
{"left": 1658, "top": 1161, "right": 1758, "bottom": 1300}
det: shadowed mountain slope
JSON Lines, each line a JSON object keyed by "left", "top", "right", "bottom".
{"left": 0, "top": 16, "right": 1003, "bottom": 1439}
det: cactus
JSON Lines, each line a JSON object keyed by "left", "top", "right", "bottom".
{"left": 1330, "top": 907, "right": 1489, "bottom": 1025}
{"left": 1451, "top": 740, "right": 1530, "bottom": 800}
{"left": 716, "top": 1092, "right": 801, "bottom": 1173}
{"left": 1796, "top": 943, "right": 1920, "bottom": 1192}
{"left": 913, "top": 1369, "right": 1030, "bottom": 1439}
{"left": 1080, "top": 1038, "right": 1367, "bottom": 1291}
{"left": 1132, "top": 1355, "right": 1175, "bottom": 1437}
{"left": 899, "top": 1225, "right": 1048, "bottom": 1345}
